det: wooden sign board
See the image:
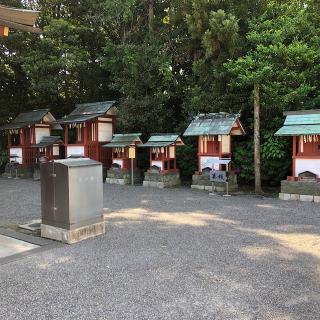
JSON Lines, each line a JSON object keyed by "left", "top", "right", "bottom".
{"left": 210, "top": 170, "right": 227, "bottom": 183}
{"left": 0, "top": 26, "right": 9, "bottom": 36}
{"left": 128, "top": 146, "right": 136, "bottom": 159}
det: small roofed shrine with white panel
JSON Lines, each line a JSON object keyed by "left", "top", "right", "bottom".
{"left": 104, "top": 133, "right": 143, "bottom": 185}
{"left": 183, "top": 112, "right": 245, "bottom": 192}
{"left": 0, "top": 109, "right": 62, "bottom": 178}
{"left": 55, "top": 101, "right": 116, "bottom": 168}
{"left": 275, "top": 110, "right": 320, "bottom": 202}
{"left": 141, "top": 134, "right": 184, "bottom": 188}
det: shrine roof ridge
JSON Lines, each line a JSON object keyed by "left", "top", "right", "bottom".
{"left": 283, "top": 109, "right": 320, "bottom": 116}
{"left": 113, "top": 133, "right": 142, "bottom": 137}
{"left": 196, "top": 112, "right": 241, "bottom": 119}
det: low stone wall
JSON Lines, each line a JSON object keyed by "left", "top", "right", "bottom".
{"left": 281, "top": 180, "right": 320, "bottom": 196}
{"left": 279, "top": 180, "right": 320, "bottom": 202}
{"left": 106, "top": 168, "right": 142, "bottom": 185}
{"left": 143, "top": 171, "right": 181, "bottom": 188}
{"left": 279, "top": 193, "right": 320, "bottom": 202}
{"left": 191, "top": 173, "right": 238, "bottom": 192}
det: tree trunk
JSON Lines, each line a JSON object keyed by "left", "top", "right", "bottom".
{"left": 254, "top": 83, "right": 263, "bottom": 193}
{"left": 148, "top": 0, "right": 154, "bottom": 33}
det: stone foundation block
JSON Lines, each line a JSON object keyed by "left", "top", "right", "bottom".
{"left": 106, "top": 168, "right": 141, "bottom": 185}
{"left": 299, "top": 195, "right": 314, "bottom": 202}
{"left": 41, "top": 222, "right": 105, "bottom": 244}
{"left": 281, "top": 180, "right": 320, "bottom": 196}
{"left": 191, "top": 185, "right": 205, "bottom": 190}
{"left": 143, "top": 171, "right": 181, "bottom": 188}
{"left": 314, "top": 196, "right": 320, "bottom": 203}
{"left": 191, "top": 172, "right": 238, "bottom": 192}
{"left": 105, "top": 178, "right": 126, "bottom": 185}
{"left": 279, "top": 193, "right": 291, "bottom": 200}
{"left": 290, "top": 194, "right": 300, "bottom": 201}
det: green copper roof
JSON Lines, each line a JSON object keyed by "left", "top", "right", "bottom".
{"left": 56, "top": 114, "right": 100, "bottom": 125}
{"left": 103, "top": 133, "right": 142, "bottom": 148}
{"left": 32, "top": 136, "right": 62, "bottom": 148}
{"left": 275, "top": 125, "right": 320, "bottom": 136}
{"left": 183, "top": 113, "right": 241, "bottom": 136}
{"left": 275, "top": 110, "right": 320, "bottom": 136}
{"left": 141, "top": 134, "right": 184, "bottom": 147}
{"left": 71, "top": 101, "right": 116, "bottom": 116}
{"left": 0, "top": 109, "right": 50, "bottom": 130}
{"left": 56, "top": 101, "right": 116, "bottom": 124}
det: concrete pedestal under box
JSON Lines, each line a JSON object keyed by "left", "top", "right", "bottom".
{"left": 191, "top": 172, "right": 238, "bottom": 192}
{"left": 40, "top": 158, "right": 105, "bottom": 244}
{"left": 106, "top": 168, "right": 142, "bottom": 185}
{"left": 143, "top": 171, "right": 181, "bottom": 188}
{"left": 279, "top": 180, "right": 320, "bottom": 202}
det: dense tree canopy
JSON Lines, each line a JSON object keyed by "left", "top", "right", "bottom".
{"left": 0, "top": 0, "right": 319, "bottom": 185}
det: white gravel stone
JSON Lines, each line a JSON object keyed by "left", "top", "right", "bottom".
{"left": 1, "top": 179, "right": 320, "bottom": 320}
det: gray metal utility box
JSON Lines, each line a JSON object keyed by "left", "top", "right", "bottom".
{"left": 40, "top": 158, "right": 105, "bottom": 243}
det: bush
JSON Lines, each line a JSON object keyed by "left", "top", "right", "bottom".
{"left": 176, "top": 139, "right": 198, "bottom": 181}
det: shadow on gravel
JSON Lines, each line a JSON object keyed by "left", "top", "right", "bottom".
{"left": 103, "top": 185, "right": 320, "bottom": 319}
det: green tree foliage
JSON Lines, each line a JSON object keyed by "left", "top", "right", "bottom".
{"left": 21, "top": 0, "right": 118, "bottom": 117}
{"left": 225, "top": 1, "right": 320, "bottom": 185}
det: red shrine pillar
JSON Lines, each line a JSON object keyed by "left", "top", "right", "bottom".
{"left": 7, "top": 132, "right": 12, "bottom": 148}
{"left": 64, "top": 125, "right": 68, "bottom": 158}
{"left": 292, "top": 136, "right": 297, "bottom": 178}
{"left": 198, "top": 136, "right": 201, "bottom": 174}
{"left": 218, "top": 136, "right": 222, "bottom": 170}
{"left": 83, "top": 123, "right": 89, "bottom": 159}
{"left": 174, "top": 145, "right": 177, "bottom": 171}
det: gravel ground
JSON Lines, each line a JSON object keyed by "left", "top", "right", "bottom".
{"left": 0, "top": 178, "right": 320, "bottom": 319}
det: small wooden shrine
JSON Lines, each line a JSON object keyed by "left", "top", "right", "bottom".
{"left": 275, "top": 110, "right": 320, "bottom": 202}
{"left": 0, "top": 109, "right": 62, "bottom": 177}
{"left": 56, "top": 101, "right": 116, "bottom": 168}
{"left": 0, "top": 5, "right": 41, "bottom": 36}
{"left": 141, "top": 134, "right": 184, "bottom": 188}
{"left": 183, "top": 112, "right": 245, "bottom": 191}
{"left": 104, "top": 133, "right": 143, "bottom": 185}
